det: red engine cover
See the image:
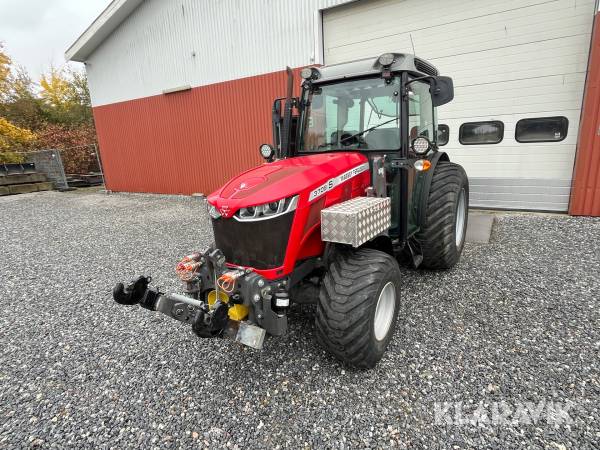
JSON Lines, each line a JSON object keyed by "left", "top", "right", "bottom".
{"left": 207, "top": 152, "right": 371, "bottom": 279}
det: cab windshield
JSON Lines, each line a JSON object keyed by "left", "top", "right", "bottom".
{"left": 299, "top": 76, "right": 401, "bottom": 152}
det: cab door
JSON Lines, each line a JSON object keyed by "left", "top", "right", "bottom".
{"left": 406, "top": 79, "right": 437, "bottom": 237}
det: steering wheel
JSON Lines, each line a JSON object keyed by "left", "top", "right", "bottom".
{"left": 339, "top": 132, "right": 368, "bottom": 149}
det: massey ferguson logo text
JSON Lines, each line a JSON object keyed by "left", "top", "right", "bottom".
{"left": 308, "top": 163, "right": 369, "bottom": 202}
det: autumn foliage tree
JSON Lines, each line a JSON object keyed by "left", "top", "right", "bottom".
{"left": 0, "top": 44, "right": 10, "bottom": 95}
{"left": 0, "top": 117, "right": 36, "bottom": 162}
{"left": 35, "top": 124, "right": 98, "bottom": 173}
{"left": 0, "top": 43, "right": 97, "bottom": 172}
{"left": 0, "top": 44, "right": 37, "bottom": 162}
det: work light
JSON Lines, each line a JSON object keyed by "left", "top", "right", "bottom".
{"left": 259, "top": 143, "right": 275, "bottom": 161}
{"left": 300, "top": 67, "right": 319, "bottom": 80}
{"left": 300, "top": 68, "right": 312, "bottom": 79}
{"left": 411, "top": 136, "right": 431, "bottom": 155}
{"left": 378, "top": 53, "right": 395, "bottom": 67}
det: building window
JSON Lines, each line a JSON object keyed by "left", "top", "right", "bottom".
{"left": 515, "top": 116, "right": 568, "bottom": 143}
{"left": 437, "top": 124, "right": 449, "bottom": 146}
{"left": 459, "top": 121, "right": 504, "bottom": 145}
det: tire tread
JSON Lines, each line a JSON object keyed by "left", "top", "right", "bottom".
{"left": 417, "top": 161, "right": 469, "bottom": 269}
{"left": 316, "top": 248, "right": 400, "bottom": 368}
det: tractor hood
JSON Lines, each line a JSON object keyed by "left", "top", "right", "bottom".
{"left": 207, "top": 152, "right": 369, "bottom": 218}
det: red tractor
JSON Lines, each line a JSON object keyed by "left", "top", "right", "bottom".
{"left": 113, "top": 53, "right": 469, "bottom": 368}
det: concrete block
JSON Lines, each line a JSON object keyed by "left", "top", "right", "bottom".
{"left": 0, "top": 173, "right": 46, "bottom": 186}
{"left": 465, "top": 213, "right": 495, "bottom": 244}
{"left": 0, "top": 186, "right": 9, "bottom": 196}
{"left": 36, "top": 182, "right": 54, "bottom": 192}
{"left": 8, "top": 183, "right": 38, "bottom": 195}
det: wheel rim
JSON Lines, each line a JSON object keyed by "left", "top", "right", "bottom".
{"left": 455, "top": 188, "right": 467, "bottom": 247}
{"left": 374, "top": 282, "right": 396, "bottom": 341}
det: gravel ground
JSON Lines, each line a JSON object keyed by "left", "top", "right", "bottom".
{"left": 1, "top": 189, "right": 599, "bottom": 449}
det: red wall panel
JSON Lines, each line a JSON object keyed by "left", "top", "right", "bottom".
{"left": 95, "top": 56, "right": 600, "bottom": 216}
{"left": 93, "top": 68, "right": 301, "bottom": 195}
{"left": 570, "top": 14, "right": 600, "bottom": 216}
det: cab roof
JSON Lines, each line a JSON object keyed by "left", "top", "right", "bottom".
{"left": 313, "top": 53, "right": 439, "bottom": 84}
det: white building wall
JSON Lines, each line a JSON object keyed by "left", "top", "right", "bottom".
{"left": 86, "top": 0, "right": 353, "bottom": 106}
{"left": 322, "top": 0, "right": 595, "bottom": 211}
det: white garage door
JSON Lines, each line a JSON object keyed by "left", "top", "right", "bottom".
{"left": 322, "top": 0, "right": 595, "bottom": 211}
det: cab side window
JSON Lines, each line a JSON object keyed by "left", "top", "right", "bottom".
{"left": 408, "top": 80, "right": 435, "bottom": 143}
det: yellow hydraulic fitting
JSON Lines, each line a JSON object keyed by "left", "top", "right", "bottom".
{"left": 207, "top": 290, "right": 248, "bottom": 321}
{"left": 207, "top": 290, "right": 229, "bottom": 308}
{"left": 228, "top": 304, "right": 249, "bottom": 321}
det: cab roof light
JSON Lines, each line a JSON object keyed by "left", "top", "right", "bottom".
{"left": 300, "top": 67, "right": 320, "bottom": 81}
{"left": 378, "top": 53, "right": 395, "bottom": 67}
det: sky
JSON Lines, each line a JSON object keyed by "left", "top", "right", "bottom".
{"left": 0, "top": 0, "right": 109, "bottom": 80}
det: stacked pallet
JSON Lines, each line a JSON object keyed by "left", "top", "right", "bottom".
{"left": 66, "top": 172, "right": 103, "bottom": 187}
{"left": 0, "top": 163, "right": 54, "bottom": 196}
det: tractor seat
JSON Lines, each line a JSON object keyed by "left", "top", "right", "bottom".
{"left": 365, "top": 128, "right": 400, "bottom": 150}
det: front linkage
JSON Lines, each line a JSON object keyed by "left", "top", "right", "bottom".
{"left": 112, "top": 247, "right": 289, "bottom": 349}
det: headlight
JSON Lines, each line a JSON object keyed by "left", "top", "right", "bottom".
{"left": 207, "top": 203, "right": 221, "bottom": 219}
{"left": 235, "top": 196, "right": 298, "bottom": 222}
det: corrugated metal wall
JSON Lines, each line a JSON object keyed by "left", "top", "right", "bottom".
{"left": 322, "top": 0, "right": 595, "bottom": 212}
{"left": 570, "top": 11, "right": 600, "bottom": 215}
{"left": 93, "top": 69, "right": 303, "bottom": 195}
{"left": 83, "top": 0, "right": 600, "bottom": 214}
{"left": 87, "top": 0, "right": 355, "bottom": 195}
{"left": 86, "top": 0, "right": 351, "bottom": 106}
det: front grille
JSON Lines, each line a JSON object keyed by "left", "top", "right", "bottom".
{"left": 212, "top": 211, "right": 295, "bottom": 269}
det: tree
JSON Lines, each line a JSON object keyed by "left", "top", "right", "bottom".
{"left": 0, "top": 66, "right": 44, "bottom": 130}
{"left": 0, "top": 116, "right": 36, "bottom": 163}
{"left": 0, "top": 44, "right": 37, "bottom": 163}
{"left": 35, "top": 123, "right": 97, "bottom": 173}
{"left": 39, "top": 67, "right": 93, "bottom": 125}
{"left": 36, "top": 67, "right": 97, "bottom": 173}
{"left": 39, "top": 67, "right": 72, "bottom": 121}
{"left": 0, "top": 45, "right": 97, "bottom": 172}
{"left": 0, "top": 43, "right": 11, "bottom": 99}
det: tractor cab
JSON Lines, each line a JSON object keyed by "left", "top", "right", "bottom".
{"left": 268, "top": 53, "right": 455, "bottom": 243}
{"left": 295, "top": 53, "right": 453, "bottom": 155}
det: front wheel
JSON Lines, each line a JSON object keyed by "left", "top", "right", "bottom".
{"left": 316, "top": 248, "right": 401, "bottom": 369}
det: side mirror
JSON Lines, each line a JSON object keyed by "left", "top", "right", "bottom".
{"left": 430, "top": 76, "right": 454, "bottom": 107}
{"left": 411, "top": 136, "right": 432, "bottom": 155}
{"left": 259, "top": 144, "right": 275, "bottom": 162}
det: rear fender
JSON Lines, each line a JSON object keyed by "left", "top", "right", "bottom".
{"left": 416, "top": 151, "right": 449, "bottom": 229}
{"left": 360, "top": 234, "right": 394, "bottom": 256}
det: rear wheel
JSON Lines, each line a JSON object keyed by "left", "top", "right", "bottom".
{"left": 417, "top": 161, "right": 469, "bottom": 269}
{"left": 316, "top": 248, "right": 401, "bottom": 368}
